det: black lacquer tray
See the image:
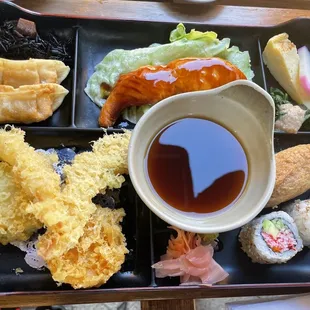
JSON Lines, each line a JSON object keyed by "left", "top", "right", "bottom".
{"left": 0, "top": 1, "right": 310, "bottom": 306}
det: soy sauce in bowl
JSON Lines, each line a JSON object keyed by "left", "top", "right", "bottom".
{"left": 145, "top": 117, "right": 248, "bottom": 214}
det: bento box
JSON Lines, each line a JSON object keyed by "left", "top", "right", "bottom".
{"left": 0, "top": 1, "right": 310, "bottom": 306}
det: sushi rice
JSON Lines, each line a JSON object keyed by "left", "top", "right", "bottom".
{"left": 283, "top": 199, "right": 310, "bottom": 247}
{"left": 239, "top": 211, "right": 303, "bottom": 264}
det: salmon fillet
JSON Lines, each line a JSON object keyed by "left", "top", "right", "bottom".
{"left": 98, "top": 57, "right": 246, "bottom": 127}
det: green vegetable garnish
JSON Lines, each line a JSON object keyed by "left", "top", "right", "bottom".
{"left": 270, "top": 87, "right": 291, "bottom": 121}
{"left": 272, "top": 219, "right": 285, "bottom": 230}
{"left": 121, "top": 105, "right": 152, "bottom": 124}
{"left": 85, "top": 23, "right": 254, "bottom": 109}
{"left": 270, "top": 87, "right": 310, "bottom": 130}
{"left": 262, "top": 219, "right": 279, "bottom": 238}
{"left": 199, "top": 233, "right": 219, "bottom": 244}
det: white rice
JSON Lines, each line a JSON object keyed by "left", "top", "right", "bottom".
{"left": 283, "top": 199, "right": 310, "bottom": 247}
{"left": 239, "top": 211, "right": 303, "bottom": 264}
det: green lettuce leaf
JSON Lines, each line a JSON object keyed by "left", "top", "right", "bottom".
{"left": 85, "top": 23, "right": 255, "bottom": 120}
{"left": 218, "top": 46, "right": 254, "bottom": 80}
{"left": 169, "top": 23, "right": 218, "bottom": 42}
{"left": 121, "top": 105, "right": 152, "bottom": 124}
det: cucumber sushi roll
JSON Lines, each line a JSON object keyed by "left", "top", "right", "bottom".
{"left": 239, "top": 211, "right": 303, "bottom": 264}
{"left": 283, "top": 199, "right": 310, "bottom": 247}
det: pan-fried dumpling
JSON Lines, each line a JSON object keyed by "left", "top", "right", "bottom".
{"left": 0, "top": 84, "right": 69, "bottom": 124}
{"left": 0, "top": 58, "right": 70, "bottom": 88}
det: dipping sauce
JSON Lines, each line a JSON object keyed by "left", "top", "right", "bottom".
{"left": 145, "top": 117, "right": 248, "bottom": 214}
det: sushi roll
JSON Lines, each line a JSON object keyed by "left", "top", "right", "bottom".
{"left": 239, "top": 211, "right": 303, "bottom": 264}
{"left": 283, "top": 199, "right": 310, "bottom": 247}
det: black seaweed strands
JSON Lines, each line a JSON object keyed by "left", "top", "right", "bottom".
{"left": 0, "top": 20, "right": 72, "bottom": 63}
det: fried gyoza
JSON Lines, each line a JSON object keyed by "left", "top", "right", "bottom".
{"left": 0, "top": 162, "right": 42, "bottom": 245}
{"left": 34, "top": 131, "right": 131, "bottom": 261}
{"left": 0, "top": 58, "right": 70, "bottom": 87}
{"left": 0, "top": 84, "right": 69, "bottom": 124}
{"left": 46, "top": 207, "right": 128, "bottom": 289}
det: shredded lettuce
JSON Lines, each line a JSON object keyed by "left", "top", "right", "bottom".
{"left": 85, "top": 23, "right": 254, "bottom": 122}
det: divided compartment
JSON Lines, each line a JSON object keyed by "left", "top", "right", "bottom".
{"left": 259, "top": 19, "right": 310, "bottom": 132}
{"left": 0, "top": 4, "right": 268, "bottom": 130}
{"left": 0, "top": 128, "right": 152, "bottom": 292}
{"left": 75, "top": 21, "right": 264, "bottom": 129}
{"left": 0, "top": 5, "right": 78, "bottom": 127}
{"left": 2, "top": 0, "right": 310, "bottom": 296}
{"left": 151, "top": 132, "right": 310, "bottom": 287}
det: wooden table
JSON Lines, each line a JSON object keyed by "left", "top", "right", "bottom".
{"left": 9, "top": 0, "right": 310, "bottom": 26}
{"left": 1, "top": 0, "right": 310, "bottom": 309}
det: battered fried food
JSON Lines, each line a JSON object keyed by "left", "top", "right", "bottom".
{"left": 0, "top": 162, "right": 42, "bottom": 245}
{"left": 91, "top": 131, "right": 130, "bottom": 175}
{"left": 35, "top": 131, "right": 131, "bottom": 260}
{"left": 0, "top": 127, "right": 61, "bottom": 201}
{"left": 0, "top": 127, "right": 59, "bottom": 244}
{"left": 46, "top": 207, "right": 128, "bottom": 289}
{"left": 0, "top": 127, "right": 130, "bottom": 288}
{"left": 266, "top": 144, "right": 310, "bottom": 207}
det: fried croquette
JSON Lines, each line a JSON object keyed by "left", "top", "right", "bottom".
{"left": 46, "top": 207, "right": 128, "bottom": 289}
{"left": 267, "top": 144, "right": 310, "bottom": 207}
{"left": 0, "top": 162, "right": 42, "bottom": 245}
{"left": 35, "top": 131, "right": 131, "bottom": 261}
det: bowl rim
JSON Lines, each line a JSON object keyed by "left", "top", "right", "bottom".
{"left": 128, "top": 80, "right": 276, "bottom": 233}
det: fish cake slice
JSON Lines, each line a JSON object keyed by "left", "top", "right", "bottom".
{"left": 0, "top": 84, "right": 69, "bottom": 124}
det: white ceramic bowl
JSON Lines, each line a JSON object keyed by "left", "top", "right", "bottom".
{"left": 128, "top": 80, "right": 276, "bottom": 233}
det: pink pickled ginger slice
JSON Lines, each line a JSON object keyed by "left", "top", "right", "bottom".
{"left": 152, "top": 245, "right": 228, "bottom": 285}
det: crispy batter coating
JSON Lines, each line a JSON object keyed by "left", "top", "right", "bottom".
{"left": 0, "top": 162, "right": 42, "bottom": 245}
{"left": 267, "top": 144, "right": 310, "bottom": 207}
{"left": 0, "top": 127, "right": 61, "bottom": 201}
{"left": 0, "top": 127, "right": 130, "bottom": 288}
{"left": 46, "top": 207, "right": 128, "bottom": 289}
{"left": 91, "top": 131, "right": 130, "bottom": 175}
{"left": 36, "top": 131, "right": 131, "bottom": 260}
